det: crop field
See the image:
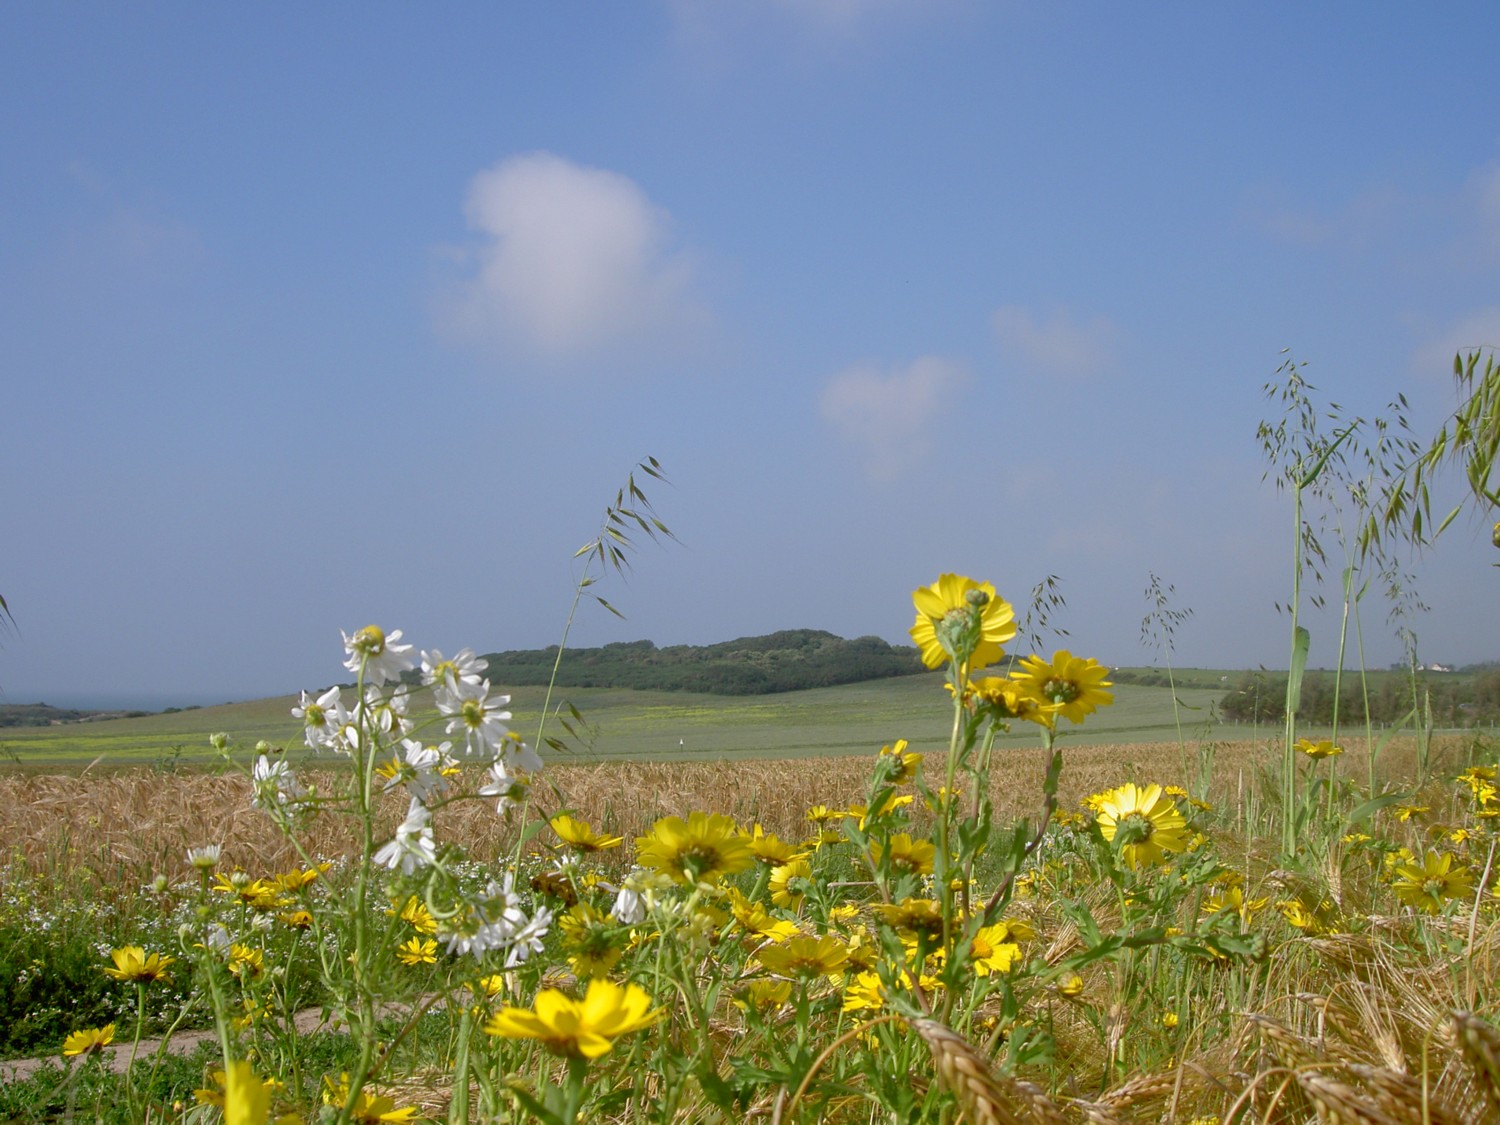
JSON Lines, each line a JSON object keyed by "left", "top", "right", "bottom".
{"left": 0, "top": 673, "right": 1250, "bottom": 769}
{"left": 2, "top": 548, "right": 1497, "bottom": 1121}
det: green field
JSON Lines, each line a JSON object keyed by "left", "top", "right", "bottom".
{"left": 0, "top": 673, "right": 1245, "bottom": 768}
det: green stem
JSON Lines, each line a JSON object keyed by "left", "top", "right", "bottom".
{"left": 1283, "top": 482, "right": 1304, "bottom": 859}
{"left": 452, "top": 1003, "right": 473, "bottom": 1125}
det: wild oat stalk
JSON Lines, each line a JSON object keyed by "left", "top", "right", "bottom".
{"left": 534, "top": 456, "right": 677, "bottom": 755}
{"left": 1259, "top": 354, "right": 1359, "bottom": 857}
{"left": 1366, "top": 346, "right": 1500, "bottom": 554}
{"left": 1140, "top": 572, "right": 1194, "bottom": 785}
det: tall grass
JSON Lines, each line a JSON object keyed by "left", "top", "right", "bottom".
{"left": 1, "top": 416, "right": 1498, "bottom": 1123}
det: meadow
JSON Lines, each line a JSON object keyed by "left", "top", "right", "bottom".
{"left": 3, "top": 379, "right": 1499, "bottom": 1125}
{"left": 0, "top": 672, "right": 1240, "bottom": 769}
{"left": 2, "top": 655, "right": 1496, "bottom": 1123}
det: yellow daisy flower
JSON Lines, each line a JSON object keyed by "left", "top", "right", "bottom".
{"left": 1295, "top": 738, "right": 1344, "bottom": 760}
{"left": 968, "top": 924, "right": 1021, "bottom": 976}
{"left": 870, "top": 833, "right": 937, "bottom": 876}
{"left": 102, "top": 946, "right": 175, "bottom": 984}
{"left": 483, "top": 978, "right": 661, "bottom": 1058}
{"left": 769, "top": 857, "right": 814, "bottom": 910}
{"left": 392, "top": 895, "right": 437, "bottom": 935}
{"left": 550, "top": 814, "right": 624, "bottom": 854}
{"left": 877, "top": 739, "right": 923, "bottom": 783}
{"left": 1055, "top": 973, "right": 1085, "bottom": 999}
{"left": 841, "top": 970, "right": 886, "bottom": 1013}
{"left": 559, "top": 903, "right": 626, "bottom": 979}
{"left": 755, "top": 933, "right": 851, "bottom": 979}
{"left": 396, "top": 937, "right": 438, "bottom": 967}
{"left": 1202, "top": 885, "right": 1269, "bottom": 925}
{"left": 910, "top": 574, "right": 1017, "bottom": 671}
{"left": 322, "top": 1073, "right": 420, "bottom": 1122}
{"left": 274, "top": 862, "right": 331, "bottom": 892}
{"left": 61, "top": 1023, "right": 115, "bottom": 1058}
{"left": 1391, "top": 851, "right": 1474, "bottom": 914}
{"left": 636, "top": 812, "right": 753, "bottom": 884}
{"left": 871, "top": 897, "right": 945, "bottom": 943}
{"left": 1010, "top": 651, "right": 1114, "bottom": 725}
{"left": 733, "top": 979, "right": 794, "bottom": 1013}
{"left": 213, "top": 872, "right": 287, "bottom": 911}
{"left": 1094, "top": 784, "right": 1188, "bottom": 869}
{"left": 228, "top": 943, "right": 264, "bottom": 979}
{"left": 739, "top": 913, "right": 800, "bottom": 946}
{"left": 964, "top": 676, "right": 1055, "bottom": 725}
{"left": 740, "top": 824, "right": 807, "bottom": 867}
{"left": 849, "top": 794, "right": 914, "bottom": 829}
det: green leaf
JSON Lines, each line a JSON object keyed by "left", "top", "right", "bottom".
{"left": 1286, "top": 626, "right": 1310, "bottom": 714}
{"left": 694, "top": 1065, "right": 742, "bottom": 1114}
{"left": 1344, "top": 791, "right": 1411, "bottom": 831}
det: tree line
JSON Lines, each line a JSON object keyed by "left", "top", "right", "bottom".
{"left": 476, "top": 630, "right": 926, "bottom": 695}
{"left": 1218, "top": 667, "right": 1500, "bottom": 726}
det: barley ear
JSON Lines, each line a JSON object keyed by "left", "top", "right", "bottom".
{"left": 1296, "top": 1072, "right": 1404, "bottom": 1125}
{"left": 1454, "top": 1010, "right": 1500, "bottom": 1119}
{"left": 909, "top": 1017, "right": 1067, "bottom": 1125}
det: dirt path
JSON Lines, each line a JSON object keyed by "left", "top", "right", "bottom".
{"left": 0, "top": 1005, "right": 366, "bottom": 1084}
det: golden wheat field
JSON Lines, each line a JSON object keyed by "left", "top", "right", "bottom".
{"left": 0, "top": 736, "right": 1459, "bottom": 892}
{"left": 8, "top": 732, "right": 1500, "bottom": 1123}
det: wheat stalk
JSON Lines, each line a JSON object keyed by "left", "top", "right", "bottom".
{"left": 1453, "top": 1010, "right": 1500, "bottom": 1120}
{"left": 909, "top": 1017, "right": 1068, "bottom": 1125}
{"left": 1297, "top": 1072, "right": 1406, "bottom": 1125}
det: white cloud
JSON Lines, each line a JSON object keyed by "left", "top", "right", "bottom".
{"left": 1409, "top": 307, "right": 1500, "bottom": 376}
{"left": 819, "top": 356, "right": 969, "bottom": 481}
{"left": 1243, "top": 183, "right": 1404, "bottom": 250}
{"left": 770, "top": 0, "right": 923, "bottom": 29}
{"left": 437, "top": 152, "right": 705, "bottom": 363}
{"left": 1470, "top": 162, "right": 1500, "bottom": 256}
{"left": 990, "top": 304, "right": 1119, "bottom": 378}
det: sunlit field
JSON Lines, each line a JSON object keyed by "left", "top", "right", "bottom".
{"left": 0, "top": 674, "right": 1239, "bottom": 769}
{"left": 4, "top": 397, "right": 1500, "bottom": 1124}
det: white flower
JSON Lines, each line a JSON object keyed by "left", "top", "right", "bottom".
{"left": 358, "top": 684, "right": 413, "bottom": 738}
{"left": 610, "top": 885, "right": 645, "bottom": 925}
{"left": 251, "top": 754, "right": 307, "bottom": 811}
{"left": 373, "top": 798, "right": 437, "bottom": 874}
{"left": 478, "top": 759, "right": 528, "bottom": 816}
{"left": 186, "top": 845, "right": 222, "bottom": 871}
{"left": 504, "top": 906, "right": 553, "bottom": 967}
{"left": 500, "top": 731, "right": 542, "bottom": 774}
{"left": 384, "top": 739, "right": 447, "bottom": 804}
{"left": 341, "top": 625, "right": 415, "bottom": 686}
{"left": 437, "top": 680, "right": 512, "bottom": 756}
{"left": 292, "top": 686, "right": 346, "bottom": 751}
{"left": 421, "top": 647, "right": 488, "bottom": 692}
{"left": 441, "top": 914, "right": 511, "bottom": 958}
{"left": 476, "top": 874, "right": 528, "bottom": 930}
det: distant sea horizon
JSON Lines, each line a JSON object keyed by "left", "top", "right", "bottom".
{"left": 3, "top": 690, "right": 266, "bottom": 713}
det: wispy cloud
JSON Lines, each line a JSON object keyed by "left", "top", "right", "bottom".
{"left": 666, "top": 0, "right": 948, "bottom": 57}
{"left": 1469, "top": 162, "right": 1500, "bottom": 258}
{"left": 1243, "top": 183, "right": 1405, "bottom": 249}
{"left": 1409, "top": 306, "right": 1500, "bottom": 375}
{"left": 819, "top": 356, "right": 969, "bottom": 481}
{"left": 435, "top": 152, "right": 706, "bottom": 365}
{"left": 990, "top": 304, "right": 1119, "bottom": 378}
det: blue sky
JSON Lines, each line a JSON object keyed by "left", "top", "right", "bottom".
{"left": 3, "top": 2, "right": 1499, "bottom": 708}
